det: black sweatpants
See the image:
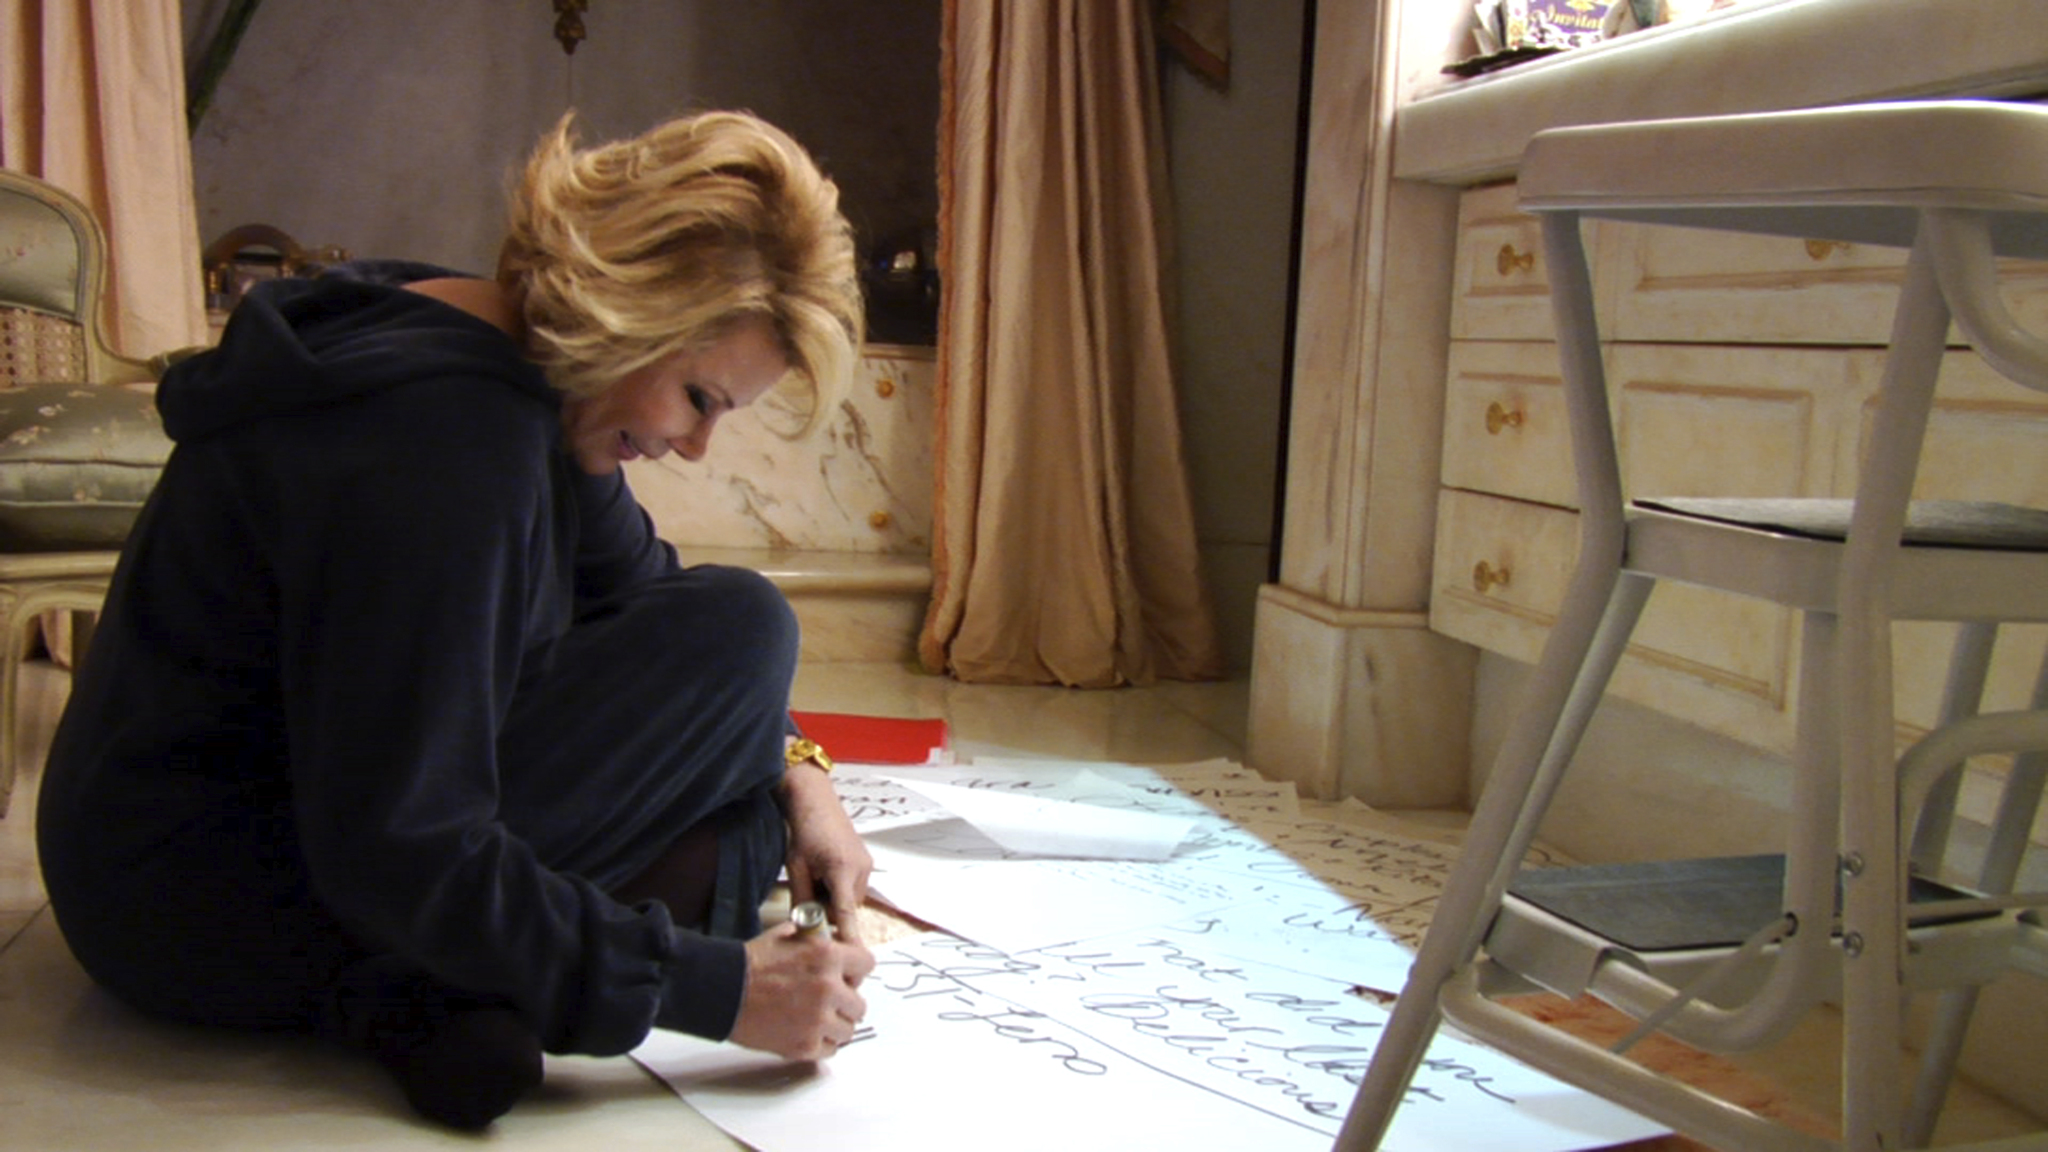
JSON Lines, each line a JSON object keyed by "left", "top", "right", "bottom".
{"left": 39, "top": 564, "right": 793, "bottom": 1043}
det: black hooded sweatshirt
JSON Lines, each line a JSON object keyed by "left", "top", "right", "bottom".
{"left": 36, "top": 263, "right": 747, "bottom": 1054}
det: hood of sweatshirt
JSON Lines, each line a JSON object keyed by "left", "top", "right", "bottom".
{"left": 158, "top": 261, "right": 558, "bottom": 444}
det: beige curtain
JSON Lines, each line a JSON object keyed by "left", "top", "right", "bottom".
{"left": 2, "top": 0, "right": 208, "bottom": 358}
{"left": 921, "top": 0, "right": 1225, "bottom": 688}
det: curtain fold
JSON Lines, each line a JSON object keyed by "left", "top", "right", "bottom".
{"left": 921, "top": 0, "right": 1224, "bottom": 688}
{"left": 2, "top": 0, "right": 208, "bottom": 359}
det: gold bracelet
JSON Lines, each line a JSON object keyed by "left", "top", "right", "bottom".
{"left": 785, "top": 737, "right": 834, "bottom": 775}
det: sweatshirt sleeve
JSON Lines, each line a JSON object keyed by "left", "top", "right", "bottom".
{"left": 570, "top": 466, "right": 679, "bottom": 604}
{"left": 266, "top": 382, "right": 738, "bottom": 1055}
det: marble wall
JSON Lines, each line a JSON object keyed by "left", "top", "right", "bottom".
{"left": 627, "top": 348, "right": 934, "bottom": 554}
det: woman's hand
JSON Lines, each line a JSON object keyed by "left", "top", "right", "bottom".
{"left": 728, "top": 921, "right": 875, "bottom": 1061}
{"left": 779, "top": 759, "right": 874, "bottom": 943}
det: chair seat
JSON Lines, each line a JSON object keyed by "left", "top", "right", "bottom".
{"left": 1508, "top": 854, "right": 1992, "bottom": 953}
{"left": 1640, "top": 498, "right": 2048, "bottom": 552}
{"left": 1624, "top": 502, "right": 2048, "bottom": 620}
{"left": 1488, "top": 858, "right": 2018, "bottom": 1018}
{"left": 1471, "top": 900, "right": 2025, "bottom": 1042}
{"left": 0, "top": 382, "right": 170, "bottom": 551}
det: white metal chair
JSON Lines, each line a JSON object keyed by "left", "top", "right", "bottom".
{"left": 0, "top": 168, "right": 171, "bottom": 816}
{"left": 1340, "top": 101, "right": 2048, "bottom": 1152}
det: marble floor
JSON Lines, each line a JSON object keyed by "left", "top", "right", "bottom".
{"left": 0, "top": 658, "right": 2037, "bottom": 1149}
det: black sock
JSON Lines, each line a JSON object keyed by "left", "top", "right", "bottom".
{"left": 379, "top": 1006, "right": 544, "bottom": 1130}
{"left": 611, "top": 820, "right": 722, "bottom": 930}
{"left": 330, "top": 962, "right": 543, "bottom": 1129}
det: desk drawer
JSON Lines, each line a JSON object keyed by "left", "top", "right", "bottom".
{"left": 1442, "top": 341, "right": 1574, "bottom": 508}
{"left": 1433, "top": 487, "right": 1797, "bottom": 753}
{"left": 1599, "top": 220, "right": 2048, "bottom": 347}
{"left": 1608, "top": 342, "right": 1849, "bottom": 502}
{"left": 1431, "top": 487, "right": 1578, "bottom": 661}
{"left": 1451, "top": 182, "right": 1564, "bottom": 342}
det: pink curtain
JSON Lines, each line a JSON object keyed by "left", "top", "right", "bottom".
{"left": 2, "top": 0, "right": 208, "bottom": 358}
{"left": 921, "top": 0, "right": 1225, "bottom": 687}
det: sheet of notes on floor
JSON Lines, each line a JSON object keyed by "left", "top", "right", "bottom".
{"left": 633, "top": 749, "right": 1664, "bottom": 1151}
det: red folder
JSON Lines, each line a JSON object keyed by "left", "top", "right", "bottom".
{"left": 790, "top": 710, "right": 951, "bottom": 765}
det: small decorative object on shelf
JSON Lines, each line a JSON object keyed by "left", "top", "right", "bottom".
{"left": 1446, "top": 0, "right": 1755, "bottom": 78}
{"left": 1446, "top": 0, "right": 1618, "bottom": 76}
{"left": 1605, "top": 0, "right": 1755, "bottom": 37}
{"left": 201, "top": 224, "right": 350, "bottom": 326}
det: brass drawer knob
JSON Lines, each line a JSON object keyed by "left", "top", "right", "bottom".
{"left": 1485, "top": 401, "right": 1525, "bottom": 435}
{"left": 1803, "top": 238, "right": 1850, "bottom": 261}
{"left": 1473, "top": 560, "right": 1512, "bottom": 595}
{"left": 1496, "top": 243, "right": 1536, "bottom": 276}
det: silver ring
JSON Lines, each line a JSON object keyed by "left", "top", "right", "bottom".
{"left": 790, "top": 901, "right": 829, "bottom": 934}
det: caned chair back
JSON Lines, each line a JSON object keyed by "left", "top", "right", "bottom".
{"left": 0, "top": 168, "right": 150, "bottom": 386}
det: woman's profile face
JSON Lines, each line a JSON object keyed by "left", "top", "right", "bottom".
{"left": 560, "top": 315, "right": 788, "bottom": 476}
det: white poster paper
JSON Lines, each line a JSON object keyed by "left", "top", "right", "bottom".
{"left": 633, "top": 931, "right": 1666, "bottom": 1152}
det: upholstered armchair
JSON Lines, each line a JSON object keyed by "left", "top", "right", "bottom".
{"left": 0, "top": 168, "right": 175, "bottom": 816}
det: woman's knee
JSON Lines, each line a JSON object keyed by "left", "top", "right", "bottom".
{"left": 496, "top": 566, "right": 799, "bottom": 877}
{"left": 679, "top": 565, "right": 798, "bottom": 660}
{"left": 651, "top": 566, "right": 800, "bottom": 700}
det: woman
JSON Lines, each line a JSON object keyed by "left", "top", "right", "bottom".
{"left": 36, "top": 110, "right": 875, "bottom": 1129}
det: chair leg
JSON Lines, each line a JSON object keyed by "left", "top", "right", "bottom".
{"left": 1438, "top": 967, "right": 1836, "bottom": 1152}
{"left": 1972, "top": 647, "right": 2048, "bottom": 896}
{"left": 1592, "top": 608, "right": 1844, "bottom": 1054}
{"left": 1906, "top": 986, "right": 1981, "bottom": 1149}
{"left": 1335, "top": 570, "right": 1653, "bottom": 1149}
{"left": 1902, "top": 648, "right": 2048, "bottom": 1147}
{"left": 0, "top": 595, "right": 22, "bottom": 820}
{"left": 0, "top": 586, "right": 109, "bottom": 819}
{"left": 1837, "top": 227, "right": 1954, "bottom": 1152}
{"left": 1900, "top": 754, "right": 2048, "bottom": 1139}
{"left": 69, "top": 607, "right": 97, "bottom": 670}
{"left": 1910, "top": 622, "right": 1998, "bottom": 871}
{"left": 1839, "top": 626, "right": 1909, "bottom": 1151}
{"left": 1340, "top": 206, "right": 1637, "bottom": 1151}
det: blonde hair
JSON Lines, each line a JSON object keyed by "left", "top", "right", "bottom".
{"left": 499, "top": 111, "right": 863, "bottom": 433}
